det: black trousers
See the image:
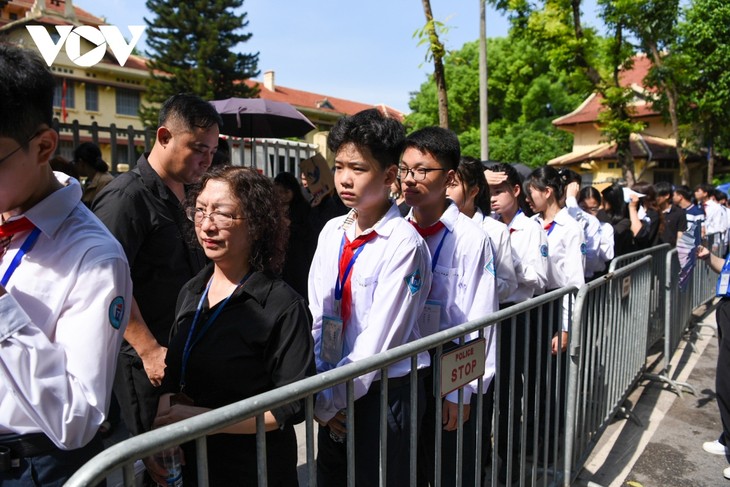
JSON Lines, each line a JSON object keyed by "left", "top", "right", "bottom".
{"left": 317, "top": 376, "right": 425, "bottom": 487}
{"left": 418, "top": 369, "right": 480, "bottom": 487}
{"left": 113, "top": 351, "right": 161, "bottom": 437}
{"left": 716, "top": 299, "right": 730, "bottom": 448}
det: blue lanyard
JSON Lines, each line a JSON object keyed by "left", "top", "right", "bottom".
{"left": 334, "top": 234, "right": 369, "bottom": 301}
{"left": 431, "top": 228, "right": 450, "bottom": 271}
{"left": 545, "top": 220, "right": 557, "bottom": 236}
{"left": 179, "top": 271, "right": 252, "bottom": 391}
{"left": 1, "top": 227, "right": 41, "bottom": 287}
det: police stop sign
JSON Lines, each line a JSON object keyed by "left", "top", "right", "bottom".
{"left": 439, "top": 338, "right": 486, "bottom": 397}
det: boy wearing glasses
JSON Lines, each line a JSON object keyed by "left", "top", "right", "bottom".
{"left": 0, "top": 44, "right": 132, "bottom": 484}
{"left": 309, "top": 108, "right": 432, "bottom": 486}
{"left": 92, "top": 94, "right": 222, "bottom": 442}
{"left": 401, "top": 127, "right": 497, "bottom": 487}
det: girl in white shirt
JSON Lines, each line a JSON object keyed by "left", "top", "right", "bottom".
{"left": 446, "top": 156, "right": 518, "bottom": 303}
{"left": 523, "top": 165, "right": 585, "bottom": 464}
{"left": 485, "top": 162, "right": 548, "bottom": 482}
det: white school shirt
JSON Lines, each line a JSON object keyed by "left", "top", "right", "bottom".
{"left": 704, "top": 199, "right": 728, "bottom": 236}
{"left": 565, "top": 196, "right": 606, "bottom": 278}
{"left": 472, "top": 209, "right": 518, "bottom": 304}
{"left": 308, "top": 203, "right": 432, "bottom": 422}
{"left": 502, "top": 211, "right": 548, "bottom": 302}
{"left": 408, "top": 202, "right": 498, "bottom": 402}
{"left": 0, "top": 173, "right": 132, "bottom": 449}
{"left": 533, "top": 208, "right": 585, "bottom": 331}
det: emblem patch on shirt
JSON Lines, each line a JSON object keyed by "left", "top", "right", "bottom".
{"left": 580, "top": 242, "right": 587, "bottom": 255}
{"left": 485, "top": 257, "right": 496, "bottom": 276}
{"left": 405, "top": 269, "right": 423, "bottom": 296}
{"left": 540, "top": 244, "right": 549, "bottom": 257}
{"left": 108, "top": 296, "right": 125, "bottom": 330}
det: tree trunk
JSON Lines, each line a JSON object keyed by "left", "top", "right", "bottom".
{"left": 421, "top": 0, "right": 449, "bottom": 128}
{"left": 618, "top": 139, "right": 636, "bottom": 187}
{"left": 647, "top": 44, "right": 689, "bottom": 185}
{"left": 708, "top": 142, "right": 715, "bottom": 183}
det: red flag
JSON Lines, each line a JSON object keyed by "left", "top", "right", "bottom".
{"left": 61, "top": 78, "right": 67, "bottom": 122}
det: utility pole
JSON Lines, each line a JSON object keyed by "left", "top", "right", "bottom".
{"left": 479, "top": 0, "right": 489, "bottom": 161}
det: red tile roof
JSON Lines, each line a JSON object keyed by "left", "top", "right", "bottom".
{"left": 553, "top": 54, "right": 659, "bottom": 127}
{"left": 244, "top": 79, "right": 404, "bottom": 122}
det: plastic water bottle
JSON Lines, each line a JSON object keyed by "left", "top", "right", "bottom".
{"left": 162, "top": 448, "right": 183, "bottom": 487}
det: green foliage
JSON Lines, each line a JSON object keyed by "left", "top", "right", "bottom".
{"left": 140, "top": 0, "right": 259, "bottom": 128}
{"left": 675, "top": 0, "right": 730, "bottom": 150}
{"left": 406, "top": 34, "right": 584, "bottom": 165}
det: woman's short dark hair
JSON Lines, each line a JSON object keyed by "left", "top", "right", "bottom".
{"left": 274, "top": 171, "right": 309, "bottom": 209}
{"left": 456, "top": 156, "right": 490, "bottom": 214}
{"left": 524, "top": 166, "right": 564, "bottom": 203}
{"left": 73, "top": 142, "right": 109, "bottom": 173}
{"left": 187, "top": 166, "right": 289, "bottom": 275}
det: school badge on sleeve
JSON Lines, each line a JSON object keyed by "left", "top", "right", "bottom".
{"left": 108, "top": 296, "right": 125, "bottom": 329}
{"left": 485, "top": 257, "right": 496, "bottom": 276}
{"left": 405, "top": 269, "right": 423, "bottom": 296}
{"left": 540, "top": 244, "right": 549, "bottom": 257}
{"left": 580, "top": 242, "right": 587, "bottom": 255}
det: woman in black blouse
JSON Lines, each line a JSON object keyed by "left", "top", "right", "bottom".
{"left": 150, "top": 166, "right": 315, "bottom": 486}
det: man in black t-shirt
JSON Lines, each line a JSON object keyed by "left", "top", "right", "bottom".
{"left": 655, "top": 181, "right": 687, "bottom": 247}
{"left": 92, "top": 94, "right": 221, "bottom": 437}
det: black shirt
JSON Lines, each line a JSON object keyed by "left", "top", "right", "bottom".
{"left": 659, "top": 205, "right": 687, "bottom": 247}
{"left": 92, "top": 154, "right": 207, "bottom": 349}
{"left": 162, "top": 266, "right": 315, "bottom": 485}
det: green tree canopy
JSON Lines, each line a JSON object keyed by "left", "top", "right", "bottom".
{"left": 406, "top": 35, "right": 586, "bottom": 166}
{"left": 140, "top": 0, "right": 259, "bottom": 128}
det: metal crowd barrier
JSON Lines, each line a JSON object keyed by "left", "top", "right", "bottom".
{"left": 566, "top": 256, "right": 653, "bottom": 483}
{"left": 66, "top": 289, "right": 576, "bottom": 487}
{"left": 608, "top": 244, "right": 670, "bottom": 353}
{"left": 66, "top": 242, "right": 720, "bottom": 487}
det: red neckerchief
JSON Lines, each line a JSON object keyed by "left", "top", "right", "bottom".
{"left": 338, "top": 231, "right": 378, "bottom": 327}
{"left": 411, "top": 220, "right": 445, "bottom": 238}
{"left": 0, "top": 217, "right": 34, "bottom": 258}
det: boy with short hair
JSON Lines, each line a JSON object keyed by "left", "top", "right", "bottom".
{"left": 309, "top": 108, "right": 432, "bottom": 486}
{"left": 0, "top": 43, "right": 132, "bottom": 484}
{"left": 401, "top": 126, "right": 498, "bottom": 486}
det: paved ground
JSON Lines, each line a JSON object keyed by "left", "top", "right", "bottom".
{"left": 575, "top": 300, "right": 727, "bottom": 487}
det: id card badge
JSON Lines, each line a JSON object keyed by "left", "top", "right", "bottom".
{"left": 718, "top": 272, "right": 730, "bottom": 296}
{"left": 421, "top": 299, "right": 442, "bottom": 336}
{"left": 321, "top": 315, "right": 344, "bottom": 364}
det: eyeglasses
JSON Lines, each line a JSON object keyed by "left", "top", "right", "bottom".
{"left": 398, "top": 166, "right": 446, "bottom": 181}
{"left": 186, "top": 208, "right": 243, "bottom": 228}
{"left": 0, "top": 131, "right": 42, "bottom": 166}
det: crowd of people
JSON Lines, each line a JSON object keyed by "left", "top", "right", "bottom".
{"left": 3, "top": 42, "right": 730, "bottom": 486}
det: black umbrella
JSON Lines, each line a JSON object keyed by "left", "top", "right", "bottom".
{"left": 209, "top": 98, "right": 316, "bottom": 139}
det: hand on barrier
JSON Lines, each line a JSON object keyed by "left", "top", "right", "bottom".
{"left": 697, "top": 245, "right": 710, "bottom": 260}
{"left": 552, "top": 331, "right": 569, "bottom": 355}
{"left": 442, "top": 399, "right": 470, "bottom": 431}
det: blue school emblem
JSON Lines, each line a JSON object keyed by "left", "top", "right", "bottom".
{"left": 108, "top": 296, "right": 125, "bottom": 330}
{"left": 405, "top": 269, "right": 423, "bottom": 296}
{"left": 580, "top": 242, "right": 587, "bottom": 255}
{"left": 540, "top": 244, "right": 549, "bottom": 257}
{"left": 485, "top": 257, "right": 496, "bottom": 276}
